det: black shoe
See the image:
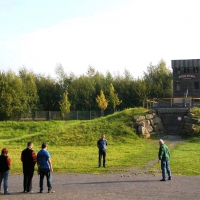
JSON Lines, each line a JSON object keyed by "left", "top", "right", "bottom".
{"left": 160, "top": 179, "right": 166, "bottom": 181}
{"left": 168, "top": 177, "right": 172, "bottom": 180}
{"left": 40, "top": 190, "right": 43, "bottom": 193}
{"left": 23, "top": 191, "right": 27, "bottom": 193}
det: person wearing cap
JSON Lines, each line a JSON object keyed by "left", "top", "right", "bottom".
{"left": 37, "top": 143, "right": 55, "bottom": 193}
{"left": 0, "top": 148, "right": 11, "bottom": 195}
{"left": 158, "top": 139, "right": 172, "bottom": 181}
{"left": 97, "top": 134, "right": 108, "bottom": 168}
{"left": 21, "top": 142, "right": 37, "bottom": 193}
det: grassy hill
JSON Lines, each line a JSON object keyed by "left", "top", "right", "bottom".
{"left": 1, "top": 107, "right": 200, "bottom": 175}
{"left": 0, "top": 107, "right": 148, "bottom": 146}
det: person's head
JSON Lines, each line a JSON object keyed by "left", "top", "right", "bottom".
{"left": 159, "top": 139, "right": 164, "bottom": 145}
{"left": 27, "top": 142, "right": 33, "bottom": 149}
{"left": 41, "top": 143, "right": 47, "bottom": 149}
{"left": 1, "top": 148, "right": 8, "bottom": 155}
{"left": 101, "top": 134, "right": 105, "bottom": 139}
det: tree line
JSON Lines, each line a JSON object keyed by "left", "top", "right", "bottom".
{"left": 0, "top": 60, "right": 172, "bottom": 120}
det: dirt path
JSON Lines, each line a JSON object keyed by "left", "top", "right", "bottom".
{"left": 1, "top": 135, "right": 199, "bottom": 200}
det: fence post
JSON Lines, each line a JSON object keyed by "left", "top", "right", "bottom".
{"left": 49, "top": 111, "right": 51, "bottom": 120}
{"left": 77, "top": 111, "right": 78, "bottom": 120}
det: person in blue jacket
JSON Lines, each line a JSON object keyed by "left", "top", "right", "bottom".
{"left": 97, "top": 134, "right": 108, "bottom": 168}
{"left": 37, "top": 143, "right": 55, "bottom": 193}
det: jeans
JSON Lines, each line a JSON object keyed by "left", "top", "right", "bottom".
{"left": 98, "top": 149, "right": 106, "bottom": 167}
{"left": 161, "top": 159, "right": 172, "bottom": 180}
{"left": 39, "top": 168, "right": 52, "bottom": 191}
{"left": 0, "top": 170, "right": 9, "bottom": 194}
{"left": 23, "top": 171, "right": 34, "bottom": 192}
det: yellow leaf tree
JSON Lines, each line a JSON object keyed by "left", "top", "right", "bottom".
{"left": 96, "top": 90, "right": 108, "bottom": 116}
{"left": 108, "top": 83, "right": 122, "bottom": 112}
{"left": 59, "top": 91, "right": 71, "bottom": 119}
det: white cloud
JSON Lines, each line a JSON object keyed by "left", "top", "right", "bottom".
{"left": 2, "top": 0, "right": 200, "bottom": 78}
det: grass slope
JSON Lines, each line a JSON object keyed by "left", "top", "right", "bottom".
{"left": 0, "top": 107, "right": 200, "bottom": 175}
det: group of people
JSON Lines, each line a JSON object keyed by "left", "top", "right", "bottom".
{"left": 0, "top": 142, "right": 55, "bottom": 195}
{"left": 0, "top": 135, "right": 172, "bottom": 195}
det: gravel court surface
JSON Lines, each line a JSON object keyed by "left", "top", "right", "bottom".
{"left": 1, "top": 173, "right": 200, "bottom": 200}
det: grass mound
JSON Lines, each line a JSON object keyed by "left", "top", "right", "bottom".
{"left": 0, "top": 107, "right": 148, "bottom": 146}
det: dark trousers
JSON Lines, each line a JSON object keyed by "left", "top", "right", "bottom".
{"left": 98, "top": 149, "right": 106, "bottom": 167}
{"left": 23, "top": 171, "right": 34, "bottom": 192}
{"left": 39, "top": 168, "right": 52, "bottom": 191}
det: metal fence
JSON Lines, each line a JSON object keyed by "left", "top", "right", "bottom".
{"left": 20, "top": 110, "right": 115, "bottom": 121}
{"left": 147, "top": 97, "right": 200, "bottom": 109}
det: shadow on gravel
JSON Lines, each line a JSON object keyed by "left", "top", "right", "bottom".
{"left": 63, "top": 179, "right": 158, "bottom": 185}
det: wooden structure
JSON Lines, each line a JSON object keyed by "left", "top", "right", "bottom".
{"left": 171, "top": 59, "right": 200, "bottom": 98}
{"left": 146, "top": 59, "right": 200, "bottom": 135}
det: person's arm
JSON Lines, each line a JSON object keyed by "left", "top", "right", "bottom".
{"left": 158, "top": 146, "right": 164, "bottom": 163}
{"left": 47, "top": 158, "right": 53, "bottom": 172}
{"left": 7, "top": 157, "right": 11, "bottom": 169}
{"left": 167, "top": 147, "right": 170, "bottom": 158}
{"left": 20, "top": 152, "right": 23, "bottom": 162}
{"left": 32, "top": 151, "right": 37, "bottom": 164}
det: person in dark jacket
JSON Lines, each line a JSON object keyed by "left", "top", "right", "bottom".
{"left": 21, "top": 142, "right": 37, "bottom": 193}
{"left": 97, "top": 134, "right": 108, "bottom": 168}
{"left": 158, "top": 139, "right": 172, "bottom": 181}
{"left": 0, "top": 148, "right": 11, "bottom": 195}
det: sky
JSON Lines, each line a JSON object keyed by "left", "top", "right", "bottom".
{"left": 1, "top": 0, "right": 200, "bottom": 79}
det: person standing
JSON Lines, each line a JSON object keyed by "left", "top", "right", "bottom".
{"left": 158, "top": 139, "right": 172, "bottom": 181}
{"left": 21, "top": 142, "right": 37, "bottom": 193}
{"left": 97, "top": 134, "right": 108, "bottom": 168}
{"left": 0, "top": 148, "right": 11, "bottom": 195}
{"left": 37, "top": 143, "right": 55, "bottom": 193}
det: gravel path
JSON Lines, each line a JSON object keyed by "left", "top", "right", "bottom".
{"left": 1, "top": 173, "right": 200, "bottom": 200}
{"left": 1, "top": 135, "right": 199, "bottom": 200}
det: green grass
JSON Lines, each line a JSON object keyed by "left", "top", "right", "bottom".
{"left": 169, "top": 137, "right": 200, "bottom": 175}
{"left": 1, "top": 107, "right": 200, "bottom": 175}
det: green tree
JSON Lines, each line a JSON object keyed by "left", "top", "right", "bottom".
{"left": 143, "top": 60, "right": 172, "bottom": 98}
{"left": 113, "top": 70, "right": 135, "bottom": 109}
{"left": 108, "top": 83, "right": 122, "bottom": 112}
{"left": 134, "top": 78, "right": 149, "bottom": 107}
{"left": 59, "top": 91, "right": 71, "bottom": 119}
{"left": 0, "top": 71, "right": 26, "bottom": 120}
{"left": 68, "top": 75, "right": 95, "bottom": 111}
{"left": 19, "top": 68, "right": 39, "bottom": 115}
{"left": 96, "top": 90, "right": 108, "bottom": 116}
{"left": 35, "top": 75, "right": 62, "bottom": 111}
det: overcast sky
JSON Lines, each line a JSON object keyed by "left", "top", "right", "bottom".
{"left": 1, "top": 0, "right": 200, "bottom": 79}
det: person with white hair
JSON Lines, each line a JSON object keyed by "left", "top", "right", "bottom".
{"left": 158, "top": 139, "right": 172, "bottom": 181}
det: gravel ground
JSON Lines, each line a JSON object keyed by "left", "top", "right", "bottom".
{"left": 1, "top": 173, "right": 200, "bottom": 200}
